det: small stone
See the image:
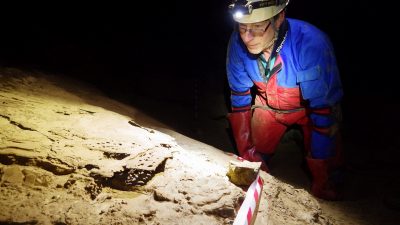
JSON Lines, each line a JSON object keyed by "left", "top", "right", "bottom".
{"left": 226, "top": 160, "right": 261, "bottom": 186}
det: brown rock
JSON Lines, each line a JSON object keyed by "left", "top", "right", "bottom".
{"left": 1, "top": 166, "right": 24, "bottom": 184}
{"left": 226, "top": 160, "right": 261, "bottom": 186}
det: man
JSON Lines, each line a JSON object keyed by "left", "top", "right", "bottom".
{"left": 226, "top": 0, "right": 344, "bottom": 200}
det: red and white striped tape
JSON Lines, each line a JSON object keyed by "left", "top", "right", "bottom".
{"left": 233, "top": 173, "right": 264, "bottom": 225}
{"left": 225, "top": 152, "right": 246, "bottom": 162}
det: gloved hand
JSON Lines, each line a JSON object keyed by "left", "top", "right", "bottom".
{"left": 228, "top": 111, "right": 269, "bottom": 172}
{"left": 240, "top": 147, "right": 269, "bottom": 172}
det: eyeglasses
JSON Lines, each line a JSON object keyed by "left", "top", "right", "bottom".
{"left": 238, "top": 21, "right": 271, "bottom": 36}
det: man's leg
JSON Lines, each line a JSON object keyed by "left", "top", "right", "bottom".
{"left": 304, "top": 109, "right": 344, "bottom": 200}
{"left": 251, "top": 108, "right": 287, "bottom": 157}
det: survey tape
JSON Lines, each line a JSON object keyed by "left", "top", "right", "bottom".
{"left": 233, "top": 173, "right": 264, "bottom": 225}
{"left": 225, "top": 152, "right": 245, "bottom": 162}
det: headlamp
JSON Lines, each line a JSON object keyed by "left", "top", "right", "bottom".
{"left": 229, "top": 0, "right": 286, "bottom": 19}
{"left": 229, "top": 0, "right": 253, "bottom": 18}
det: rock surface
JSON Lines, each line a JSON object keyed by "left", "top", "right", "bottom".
{"left": 0, "top": 68, "right": 336, "bottom": 224}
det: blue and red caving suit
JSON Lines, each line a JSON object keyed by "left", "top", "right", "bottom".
{"left": 226, "top": 18, "right": 344, "bottom": 200}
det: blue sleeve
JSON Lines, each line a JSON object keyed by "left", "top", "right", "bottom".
{"left": 296, "top": 30, "right": 343, "bottom": 109}
{"left": 226, "top": 32, "right": 253, "bottom": 111}
{"left": 290, "top": 23, "right": 344, "bottom": 159}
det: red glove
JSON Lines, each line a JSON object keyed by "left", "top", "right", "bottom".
{"left": 228, "top": 111, "right": 268, "bottom": 172}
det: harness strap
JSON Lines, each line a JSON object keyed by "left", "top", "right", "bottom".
{"left": 251, "top": 104, "right": 304, "bottom": 114}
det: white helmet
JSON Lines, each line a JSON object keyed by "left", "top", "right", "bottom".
{"left": 229, "top": 0, "right": 289, "bottom": 23}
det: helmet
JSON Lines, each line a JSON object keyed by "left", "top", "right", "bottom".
{"left": 229, "top": 0, "right": 289, "bottom": 23}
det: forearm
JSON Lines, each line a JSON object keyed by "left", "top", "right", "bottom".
{"left": 309, "top": 104, "right": 342, "bottom": 159}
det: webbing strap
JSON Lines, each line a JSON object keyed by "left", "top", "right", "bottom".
{"left": 251, "top": 104, "right": 305, "bottom": 114}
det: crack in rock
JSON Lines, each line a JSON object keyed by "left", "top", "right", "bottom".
{"left": 103, "top": 152, "right": 130, "bottom": 160}
{"left": 0, "top": 114, "right": 35, "bottom": 131}
{"left": 0, "top": 154, "right": 75, "bottom": 175}
{"left": 0, "top": 114, "right": 55, "bottom": 142}
{"left": 9, "top": 121, "right": 36, "bottom": 131}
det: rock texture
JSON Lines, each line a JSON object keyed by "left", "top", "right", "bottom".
{"left": 0, "top": 68, "right": 336, "bottom": 225}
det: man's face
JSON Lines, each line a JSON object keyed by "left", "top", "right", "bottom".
{"left": 238, "top": 20, "right": 274, "bottom": 54}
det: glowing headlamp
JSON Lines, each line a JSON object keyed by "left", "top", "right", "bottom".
{"left": 229, "top": 1, "right": 254, "bottom": 19}
{"left": 229, "top": 0, "right": 287, "bottom": 19}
